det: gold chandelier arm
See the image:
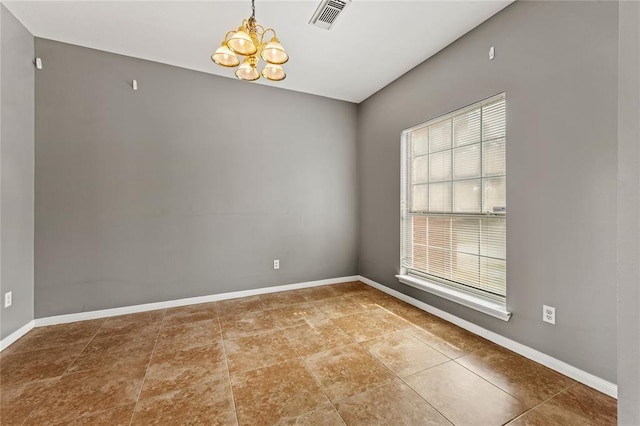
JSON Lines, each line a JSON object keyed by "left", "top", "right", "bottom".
{"left": 261, "top": 28, "right": 276, "bottom": 43}
{"left": 223, "top": 30, "right": 235, "bottom": 42}
{"left": 251, "top": 24, "right": 267, "bottom": 44}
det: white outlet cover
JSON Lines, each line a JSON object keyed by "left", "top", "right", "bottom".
{"left": 4, "top": 291, "right": 12, "bottom": 308}
{"left": 543, "top": 305, "right": 555, "bottom": 324}
{"left": 273, "top": 260, "right": 280, "bottom": 270}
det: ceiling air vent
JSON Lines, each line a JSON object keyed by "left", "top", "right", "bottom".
{"left": 309, "top": 0, "right": 351, "bottom": 30}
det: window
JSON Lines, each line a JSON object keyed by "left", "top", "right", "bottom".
{"left": 399, "top": 94, "right": 509, "bottom": 320}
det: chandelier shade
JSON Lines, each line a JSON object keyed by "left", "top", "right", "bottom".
{"left": 261, "top": 63, "right": 286, "bottom": 81}
{"left": 211, "top": 44, "right": 240, "bottom": 67}
{"left": 211, "top": 0, "right": 288, "bottom": 82}
{"left": 235, "top": 57, "right": 260, "bottom": 81}
{"left": 261, "top": 37, "right": 288, "bottom": 65}
{"left": 227, "top": 28, "right": 257, "bottom": 56}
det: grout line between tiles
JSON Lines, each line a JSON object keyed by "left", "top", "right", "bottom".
{"left": 216, "top": 307, "right": 240, "bottom": 426}
{"left": 19, "top": 319, "right": 108, "bottom": 426}
{"left": 274, "top": 290, "right": 435, "bottom": 421}
{"left": 354, "top": 338, "right": 455, "bottom": 426}
{"left": 283, "top": 325, "right": 347, "bottom": 425}
{"left": 261, "top": 292, "right": 352, "bottom": 424}
{"left": 297, "top": 359, "right": 348, "bottom": 425}
{"left": 405, "top": 323, "right": 484, "bottom": 360}
{"left": 386, "top": 356, "right": 451, "bottom": 380}
{"left": 452, "top": 356, "right": 529, "bottom": 409}
{"left": 500, "top": 381, "right": 579, "bottom": 425}
{"left": 127, "top": 309, "right": 167, "bottom": 426}
{"left": 390, "top": 334, "right": 521, "bottom": 424}
{"left": 451, "top": 347, "right": 578, "bottom": 421}
{"left": 57, "top": 319, "right": 108, "bottom": 377}
{"left": 219, "top": 299, "right": 334, "bottom": 423}
{"left": 353, "top": 327, "right": 421, "bottom": 348}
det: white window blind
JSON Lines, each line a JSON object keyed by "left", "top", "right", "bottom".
{"left": 401, "top": 94, "right": 506, "bottom": 302}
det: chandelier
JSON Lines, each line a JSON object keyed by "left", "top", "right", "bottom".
{"left": 211, "top": 0, "right": 289, "bottom": 82}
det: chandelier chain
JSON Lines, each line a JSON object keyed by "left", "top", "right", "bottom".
{"left": 251, "top": 0, "right": 255, "bottom": 19}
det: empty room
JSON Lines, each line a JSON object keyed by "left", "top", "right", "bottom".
{"left": 1, "top": 0, "right": 638, "bottom": 424}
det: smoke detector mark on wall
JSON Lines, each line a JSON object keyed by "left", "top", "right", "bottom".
{"left": 309, "top": 0, "right": 351, "bottom": 30}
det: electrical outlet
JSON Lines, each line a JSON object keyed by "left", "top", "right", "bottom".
{"left": 273, "top": 259, "right": 280, "bottom": 270}
{"left": 4, "top": 291, "right": 12, "bottom": 308}
{"left": 543, "top": 305, "right": 555, "bottom": 324}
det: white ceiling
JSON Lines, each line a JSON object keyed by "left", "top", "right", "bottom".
{"left": 4, "top": 0, "right": 512, "bottom": 103}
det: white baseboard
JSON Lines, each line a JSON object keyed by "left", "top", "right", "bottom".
{"left": 358, "top": 275, "right": 618, "bottom": 399}
{"left": 2, "top": 273, "right": 618, "bottom": 400}
{"left": 33, "top": 275, "right": 360, "bottom": 327}
{"left": 0, "top": 320, "right": 35, "bottom": 352}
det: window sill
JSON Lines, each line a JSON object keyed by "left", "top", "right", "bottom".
{"left": 396, "top": 274, "right": 512, "bottom": 321}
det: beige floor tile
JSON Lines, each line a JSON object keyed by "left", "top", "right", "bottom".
{"left": 268, "top": 303, "right": 328, "bottom": 328}
{"left": 24, "top": 365, "right": 144, "bottom": 424}
{"left": 314, "top": 296, "right": 369, "bottom": 319}
{"left": 259, "top": 291, "right": 307, "bottom": 309}
{"left": 154, "top": 319, "right": 221, "bottom": 354}
{"left": 232, "top": 359, "right": 330, "bottom": 425}
{"left": 71, "top": 356, "right": 151, "bottom": 380}
{"left": 282, "top": 319, "right": 355, "bottom": 357}
{"left": 370, "top": 298, "right": 428, "bottom": 320}
{"left": 344, "top": 290, "right": 397, "bottom": 311}
{"left": 327, "top": 281, "right": 369, "bottom": 295}
{"left": 332, "top": 309, "right": 411, "bottom": 342}
{"left": 219, "top": 309, "right": 278, "bottom": 338}
{"left": 297, "top": 286, "right": 342, "bottom": 302}
{"left": 304, "top": 344, "right": 396, "bottom": 402}
{"left": 1, "top": 343, "right": 86, "bottom": 386}
{"left": 140, "top": 342, "right": 227, "bottom": 399}
{"left": 402, "top": 310, "right": 450, "bottom": 329}
{"left": 216, "top": 296, "right": 266, "bottom": 319}
{"left": 162, "top": 302, "right": 218, "bottom": 326}
{"left": 133, "top": 380, "right": 236, "bottom": 425}
{"left": 405, "top": 361, "right": 526, "bottom": 426}
{"left": 277, "top": 406, "right": 345, "bottom": 425}
{"left": 95, "top": 311, "right": 165, "bottom": 339}
{"left": 0, "top": 378, "right": 58, "bottom": 425}
{"left": 63, "top": 404, "right": 136, "bottom": 426}
{"left": 2, "top": 284, "right": 616, "bottom": 426}
{"left": 68, "top": 332, "right": 156, "bottom": 374}
{"left": 335, "top": 380, "right": 451, "bottom": 425}
{"left": 362, "top": 331, "right": 449, "bottom": 377}
{"left": 457, "top": 344, "right": 575, "bottom": 407}
{"left": 407, "top": 322, "right": 490, "bottom": 358}
{"left": 225, "top": 329, "right": 299, "bottom": 375}
{"left": 507, "top": 383, "right": 617, "bottom": 426}
{"left": 414, "top": 315, "right": 490, "bottom": 348}
{"left": 4, "top": 320, "right": 105, "bottom": 354}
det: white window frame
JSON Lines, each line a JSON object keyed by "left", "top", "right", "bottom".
{"left": 397, "top": 93, "right": 511, "bottom": 321}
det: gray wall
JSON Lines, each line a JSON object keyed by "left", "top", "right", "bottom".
{"left": 34, "top": 39, "right": 357, "bottom": 317}
{"left": 617, "top": 0, "right": 640, "bottom": 423}
{"left": 0, "top": 5, "right": 35, "bottom": 340}
{"left": 21, "top": 2, "right": 630, "bottom": 395}
{"left": 357, "top": 1, "right": 618, "bottom": 383}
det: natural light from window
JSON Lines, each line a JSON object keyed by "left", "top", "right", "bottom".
{"left": 398, "top": 93, "right": 510, "bottom": 321}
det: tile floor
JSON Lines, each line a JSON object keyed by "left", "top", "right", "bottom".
{"left": 0, "top": 281, "right": 617, "bottom": 425}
